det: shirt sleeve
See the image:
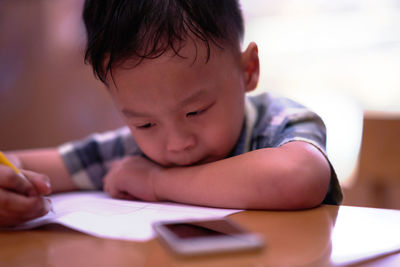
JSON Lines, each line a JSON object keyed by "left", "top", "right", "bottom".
{"left": 251, "top": 94, "right": 343, "bottom": 205}
{"left": 274, "top": 106, "right": 343, "bottom": 205}
{"left": 58, "top": 126, "right": 141, "bottom": 190}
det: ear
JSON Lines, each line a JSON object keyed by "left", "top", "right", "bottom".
{"left": 241, "top": 42, "right": 260, "bottom": 93}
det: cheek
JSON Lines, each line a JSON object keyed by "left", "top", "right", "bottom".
{"left": 216, "top": 101, "right": 244, "bottom": 150}
{"left": 201, "top": 111, "right": 243, "bottom": 155}
{"left": 130, "top": 130, "right": 166, "bottom": 162}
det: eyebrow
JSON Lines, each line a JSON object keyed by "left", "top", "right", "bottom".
{"left": 121, "top": 108, "right": 150, "bottom": 118}
{"left": 121, "top": 88, "right": 211, "bottom": 118}
{"left": 178, "top": 89, "right": 209, "bottom": 109}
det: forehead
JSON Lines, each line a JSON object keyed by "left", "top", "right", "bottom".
{"left": 120, "top": 36, "right": 240, "bottom": 67}
{"left": 107, "top": 44, "right": 241, "bottom": 106}
{"left": 106, "top": 43, "right": 241, "bottom": 114}
{"left": 112, "top": 39, "right": 240, "bottom": 78}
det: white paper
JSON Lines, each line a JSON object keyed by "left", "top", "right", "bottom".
{"left": 330, "top": 206, "right": 400, "bottom": 266}
{"left": 6, "top": 191, "right": 241, "bottom": 241}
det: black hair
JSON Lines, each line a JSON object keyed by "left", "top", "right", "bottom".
{"left": 82, "top": 0, "right": 244, "bottom": 84}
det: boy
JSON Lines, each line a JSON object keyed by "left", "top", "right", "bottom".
{"left": 0, "top": 0, "right": 342, "bottom": 227}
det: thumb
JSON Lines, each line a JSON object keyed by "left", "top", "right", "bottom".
{"left": 22, "top": 170, "right": 52, "bottom": 195}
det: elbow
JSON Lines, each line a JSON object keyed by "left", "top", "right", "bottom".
{"left": 290, "top": 183, "right": 329, "bottom": 210}
{"left": 243, "top": 143, "right": 331, "bottom": 210}
{"left": 271, "top": 172, "right": 329, "bottom": 210}
{"left": 250, "top": 163, "right": 330, "bottom": 210}
{"left": 284, "top": 158, "right": 331, "bottom": 210}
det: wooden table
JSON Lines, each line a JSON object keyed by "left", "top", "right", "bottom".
{"left": 1, "top": 205, "right": 399, "bottom": 267}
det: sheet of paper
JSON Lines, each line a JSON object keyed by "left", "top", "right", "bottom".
{"left": 330, "top": 206, "right": 400, "bottom": 266}
{"left": 8, "top": 191, "right": 242, "bottom": 241}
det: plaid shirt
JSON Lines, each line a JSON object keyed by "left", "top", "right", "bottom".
{"left": 59, "top": 93, "right": 343, "bottom": 205}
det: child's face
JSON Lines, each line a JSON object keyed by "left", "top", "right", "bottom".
{"left": 108, "top": 42, "right": 255, "bottom": 167}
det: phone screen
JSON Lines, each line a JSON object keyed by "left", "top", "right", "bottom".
{"left": 154, "top": 218, "right": 265, "bottom": 255}
{"left": 162, "top": 220, "right": 245, "bottom": 239}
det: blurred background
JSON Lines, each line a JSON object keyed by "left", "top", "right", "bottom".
{"left": 0, "top": 0, "right": 399, "bottom": 209}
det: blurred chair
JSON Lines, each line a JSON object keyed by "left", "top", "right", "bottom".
{"left": 352, "top": 113, "right": 400, "bottom": 209}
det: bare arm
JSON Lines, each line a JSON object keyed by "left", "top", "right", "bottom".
{"left": 153, "top": 142, "right": 330, "bottom": 210}
{"left": 11, "top": 148, "right": 76, "bottom": 193}
{"left": 104, "top": 141, "right": 331, "bottom": 210}
{"left": 0, "top": 148, "right": 75, "bottom": 226}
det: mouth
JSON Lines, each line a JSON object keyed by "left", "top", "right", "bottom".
{"left": 168, "top": 156, "right": 209, "bottom": 167}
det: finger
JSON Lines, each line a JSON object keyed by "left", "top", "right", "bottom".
{"left": 0, "top": 188, "right": 50, "bottom": 221}
{"left": 0, "top": 198, "right": 50, "bottom": 227}
{"left": 0, "top": 165, "right": 37, "bottom": 196}
{"left": 104, "top": 180, "right": 138, "bottom": 201}
{"left": 22, "top": 170, "right": 52, "bottom": 195}
{"left": 21, "top": 197, "right": 51, "bottom": 221}
{"left": 115, "top": 191, "right": 139, "bottom": 201}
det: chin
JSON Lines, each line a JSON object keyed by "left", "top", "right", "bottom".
{"left": 166, "top": 157, "right": 208, "bottom": 167}
{"left": 149, "top": 154, "right": 225, "bottom": 168}
{"left": 181, "top": 155, "right": 224, "bottom": 167}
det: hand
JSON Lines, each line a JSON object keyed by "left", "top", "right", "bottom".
{"left": 104, "top": 156, "right": 162, "bottom": 202}
{"left": 0, "top": 165, "right": 52, "bottom": 227}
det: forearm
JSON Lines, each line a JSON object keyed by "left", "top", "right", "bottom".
{"left": 154, "top": 142, "right": 330, "bottom": 210}
{"left": 9, "top": 148, "right": 77, "bottom": 193}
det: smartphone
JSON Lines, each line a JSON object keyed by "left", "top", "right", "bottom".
{"left": 153, "top": 218, "right": 265, "bottom": 256}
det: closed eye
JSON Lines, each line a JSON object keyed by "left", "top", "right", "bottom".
{"left": 186, "top": 110, "right": 203, "bottom": 117}
{"left": 136, "top": 123, "right": 155, "bottom": 129}
{"left": 186, "top": 102, "right": 214, "bottom": 118}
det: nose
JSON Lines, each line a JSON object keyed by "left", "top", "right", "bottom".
{"left": 165, "top": 127, "right": 196, "bottom": 153}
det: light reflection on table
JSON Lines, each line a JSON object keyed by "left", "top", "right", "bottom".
{"left": 0, "top": 205, "right": 399, "bottom": 267}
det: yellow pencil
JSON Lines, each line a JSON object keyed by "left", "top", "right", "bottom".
{"left": 0, "top": 151, "right": 29, "bottom": 182}
{"left": 0, "top": 151, "right": 54, "bottom": 212}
